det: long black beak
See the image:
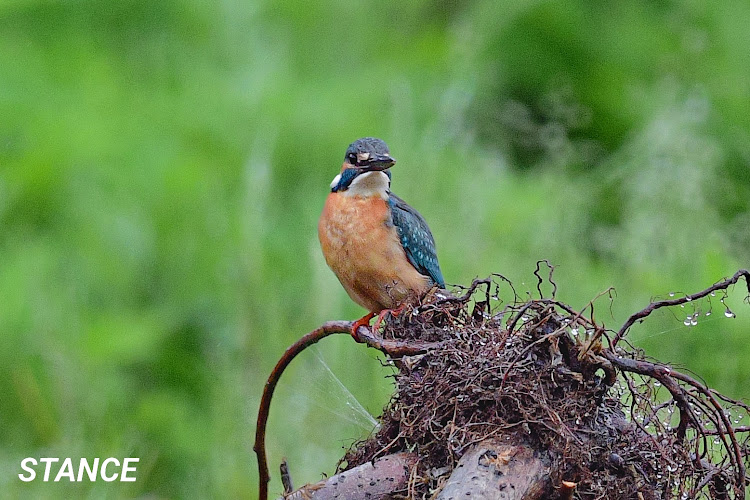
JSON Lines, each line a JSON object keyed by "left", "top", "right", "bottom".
{"left": 360, "top": 154, "right": 396, "bottom": 171}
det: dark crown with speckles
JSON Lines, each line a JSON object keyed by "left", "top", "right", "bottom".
{"left": 344, "top": 137, "right": 390, "bottom": 160}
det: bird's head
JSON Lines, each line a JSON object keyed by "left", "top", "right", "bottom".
{"left": 330, "top": 137, "right": 396, "bottom": 194}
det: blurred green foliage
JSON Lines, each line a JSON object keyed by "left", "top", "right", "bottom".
{"left": 1, "top": 0, "right": 749, "bottom": 497}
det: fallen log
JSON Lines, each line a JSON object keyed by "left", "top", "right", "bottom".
{"left": 435, "top": 439, "right": 548, "bottom": 500}
{"left": 280, "top": 452, "right": 417, "bottom": 500}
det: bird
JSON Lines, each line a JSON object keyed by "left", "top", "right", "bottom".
{"left": 318, "top": 137, "right": 445, "bottom": 334}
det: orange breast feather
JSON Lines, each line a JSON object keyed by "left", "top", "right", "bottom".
{"left": 319, "top": 193, "right": 430, "bottom": 312}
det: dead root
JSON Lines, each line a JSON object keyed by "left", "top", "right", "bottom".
{"left": 339, "top": 269, "right": 750, "bottom": 499}
{"left": 255, "top": 267, "right": 750, "bottom": 499}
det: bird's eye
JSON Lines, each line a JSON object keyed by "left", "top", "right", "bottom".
{"left": 347, "top": 153, "right": 358, "bottom": 165}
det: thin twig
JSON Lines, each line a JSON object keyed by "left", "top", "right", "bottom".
{"left": 434, "top": 277, "right": 492, "bottom": 306}
{"left": 280, "top": 458, "right": 293, "bottom": 494}
{"left": 254, "top": 320, "right": 443, "bottom": 500}
{"left": 603, "top": 351, "right": 747, "bottom": 494}
{"left": 534, "top": 259, "right": 557, "bottom": 299}
{"left": 612, "top": 269, "right": 750, "bottom": 348}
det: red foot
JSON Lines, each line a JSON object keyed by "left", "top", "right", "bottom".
{"left": 351, "top": 311, "right": 376, "bottom": 337}
{"left": 372, "top": 303, "right": 407, "bottom": 333}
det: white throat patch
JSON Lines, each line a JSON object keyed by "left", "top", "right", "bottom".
{"left": 330, "top": 173, "right": 342, "bottom": 189}
{"left": 343, "top": 171, "right": 390, "bottom": 200}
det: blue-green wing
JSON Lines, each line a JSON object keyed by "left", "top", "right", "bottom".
{"left": 388, "top": 193, "right": 445, "bottom": 287}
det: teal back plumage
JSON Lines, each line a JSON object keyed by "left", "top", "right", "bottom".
{"left": 388, "top": 193, "right": 445, "bottom": 287}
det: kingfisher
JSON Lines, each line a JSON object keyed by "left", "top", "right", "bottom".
{"left": 318, "top": 137, "right": 445, "bottom": 333}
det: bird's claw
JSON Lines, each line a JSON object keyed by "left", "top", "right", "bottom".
{"left": 372, "top": 304, "right": 407, "bottom": 333}
{"left": 350, "top": 311, "right": 376, "bottom": 338}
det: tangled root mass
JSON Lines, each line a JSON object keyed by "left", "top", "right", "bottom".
{"left": 341, "top": 273, "right": 750, "bottom": 499}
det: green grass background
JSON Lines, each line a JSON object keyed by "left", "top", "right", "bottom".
{"left": 1, "top": 0, "right": 749, "bottom": 498}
